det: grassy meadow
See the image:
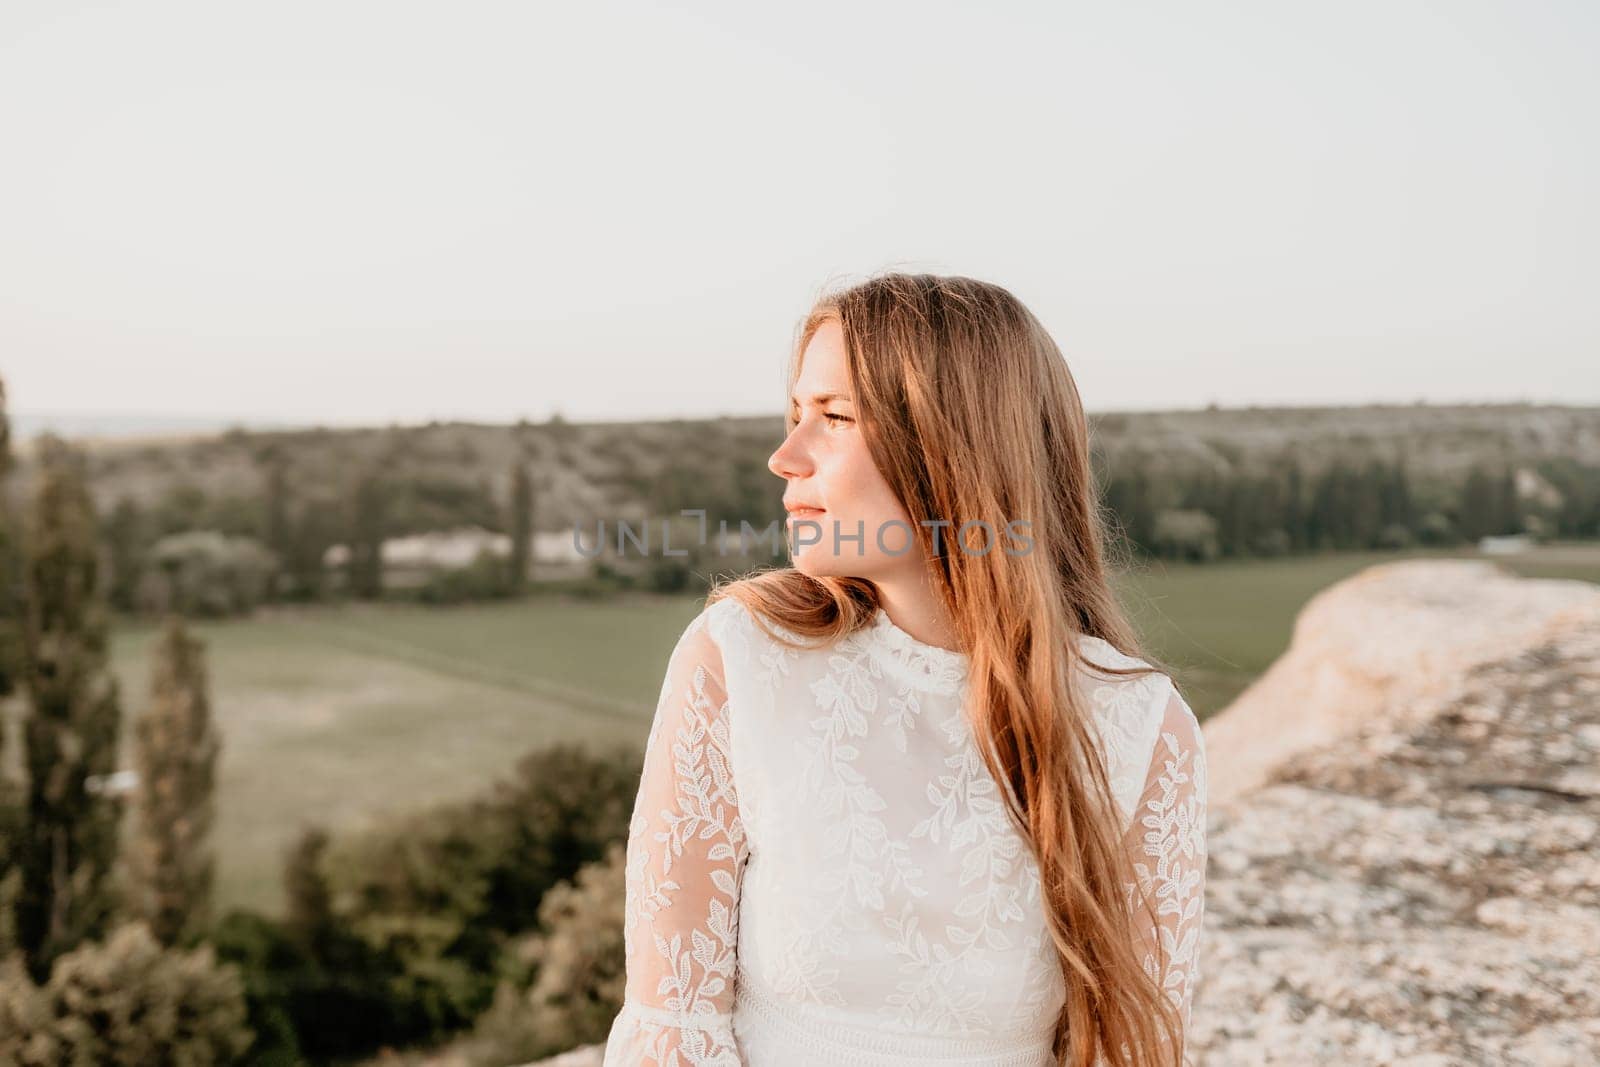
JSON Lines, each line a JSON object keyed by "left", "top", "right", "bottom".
{"left": 98, "top": 595, "right": 705, "bottom": 917}
{"left": 36, "top": 540, "right": 1595, "bottom": 919}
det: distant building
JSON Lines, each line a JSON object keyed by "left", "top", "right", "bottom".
{"left": 533, "top": 529, "right": 591, "bottom": 565}
{"left": 87, "top": 769, "right": 140, "bottom": 797}
{"left": 324, "top": 525, "right": 592, "bottom": 587}
{"left": 1478, "top": 534, "right": 1533, "bottom": 555}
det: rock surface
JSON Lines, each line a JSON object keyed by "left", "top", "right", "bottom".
{"left": 1204, "top": 559, "right": 1600, "bottom": 808}
{"left": 534, "top": 559, "right": 1600, "bottom": 1066}
{"left": 1191, "top": 560, "right": 1600, "bottom": 1065}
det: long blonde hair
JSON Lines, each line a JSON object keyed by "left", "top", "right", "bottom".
{"left": 707, "top": 272, "right": 1184, "bottom": 1066}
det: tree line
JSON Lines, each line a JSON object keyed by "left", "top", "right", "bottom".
{"left": 1098, "top": 450, "right": 1593, "bottom": 563}
{"left": 14, "top": 409, "right": 1600, "bottom": 616}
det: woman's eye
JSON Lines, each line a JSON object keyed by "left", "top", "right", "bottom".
{"left": 824, "top": 413, "right": 853, "bottom": 426}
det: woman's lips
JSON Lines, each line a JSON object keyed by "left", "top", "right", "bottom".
{"left": 787, "top": 507, "right": 826, "bottom": 519}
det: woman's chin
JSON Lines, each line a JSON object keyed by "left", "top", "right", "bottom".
{"left": 790, "top": 552, "right": 881, "bottom": 582}
{"left": 789, "top": 550, "right": 841, "bottom": 577}
{"left": 789, "top": 552, "right": 822, "bottom": 575}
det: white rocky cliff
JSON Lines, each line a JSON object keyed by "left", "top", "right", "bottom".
{"left": 1191, "top": 559, "right": 1600, "bottom": 1065}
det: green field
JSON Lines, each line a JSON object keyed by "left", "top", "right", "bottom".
{"left": 7, "top": 542, "right": 1596, "bottom": 919}
{"left": 94, "top": 595, "right": 707, "bottom": 918}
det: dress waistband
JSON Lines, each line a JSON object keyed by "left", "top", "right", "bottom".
{"left": 732, "top": 966, "right": 1056, "bottom": 1066}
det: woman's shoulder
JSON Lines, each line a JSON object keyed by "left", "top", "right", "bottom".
{"left": 678, "top": 595, "right": 791, "bottom": 665}
{"left": 1074, "top": 634, "right": 1178, "bottom": 705}
{"left": 697, "top": 595, "right": 758, "bottom": 647}
{"left": 1075, "top": 632, "right": 1156, "bottom": 675}
{"left": 1073, "top": 635, "right": 1185, "bottom": 806}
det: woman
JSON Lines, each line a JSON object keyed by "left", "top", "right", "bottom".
{"left": 602, "top": 273, "right": 1208, "bottom": 1067}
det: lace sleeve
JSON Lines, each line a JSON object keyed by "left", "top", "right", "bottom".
{"left": 1121, "top": 680, "right": 1208, "bottom": 1065}
{"left": 602, "top": 609, "right": 750, "bottom": 1067}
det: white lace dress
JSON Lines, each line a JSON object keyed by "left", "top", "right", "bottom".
{"left": 601, "top": 597, "right": 1208, "bottom": 1066}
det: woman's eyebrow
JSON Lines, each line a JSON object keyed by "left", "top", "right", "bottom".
{"left": 790, "top": 391, "right": 854, "bottom": 406}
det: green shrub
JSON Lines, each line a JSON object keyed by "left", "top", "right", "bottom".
{"left": 463, "top": 842, "right": 627, "bottom": 1065}
{"left": 198, "top": 742, "right": 641, "bottom": 1065}
{"left": 414, "top": 549, "right": 511, "bottom": 605}
{"left": 0, "top": 922, "right": 254, "bottom": 1065}
{"left": 217, "top": 742, "right": 643, "bottom": 1060}
{"left": 139, "top": 530, "right": 278, "bottom": 617}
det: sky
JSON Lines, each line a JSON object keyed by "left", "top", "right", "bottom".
{"left": 1, "top": 1, "right": 1596, "bottom": 434}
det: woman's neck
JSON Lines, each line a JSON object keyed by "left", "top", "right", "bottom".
{"left": 872, "top": 572, "right": 962, "bottom": 654}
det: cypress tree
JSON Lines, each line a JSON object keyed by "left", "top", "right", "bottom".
{"left": 282, "top": 824, "right": 336, "bottom": 950}
{"left": 1283, "top": 455, "right": 1307, "bottom": 551}
{"left": 509, "top": 459, "right": 533, "bottom": 594}
{"left": 0, "top": 375, "right": 19, "bottom": 697}
{"left": 0, "top": 376, "right": 20, "bottom": 960}
{"left": 262, "top": 453, "right": 291, "bottom": 600}
{"left": 1308, "top": 462, "right": 1340, "bottom": 549}
{"left": 102, "top": 496, "right": 152, "bottom": 614}
{"left": 1353, "top": 460, "right": 1386, "bottom": 548}
{"left": 1382, "top": 458, "right": 1415, "bottom": 531}
{"left": 1497, "top": 464, "right": 1521, "bottom": 536}
{"left": 346, "top": 471, "right": 385, "bottom": 599}
{"left": 127, "top": 614, "right": 220, "bottom": 947}
{"left": 1459, "top": 464, "right": 1496, "bottom": 541}
{"left": 15, "top": 436, "right": 124, "bottom": 978}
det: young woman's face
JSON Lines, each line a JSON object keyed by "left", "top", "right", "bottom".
{"left": 767, "top": 319, "right": 918, "bottom": 579}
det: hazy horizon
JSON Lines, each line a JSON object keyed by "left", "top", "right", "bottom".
{"left": 13, "top": 396, "right": 1595, "bottom": 449}
{"left": 3, "top": 2, "right": 1597, "bottom": 426}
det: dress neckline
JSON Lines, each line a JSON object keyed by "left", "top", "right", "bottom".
{"left": 865, "top": 607, "right": 970, "bottom": 689}
{"left": 863, "top": 608, "right": 1134, "bottom": 678}
{"left": 870, "top": 607, "right": 967, "bottom": 658}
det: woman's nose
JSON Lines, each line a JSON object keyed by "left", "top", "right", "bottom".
{"left": 768, "top": 430, "right": 811, "bottom": 480}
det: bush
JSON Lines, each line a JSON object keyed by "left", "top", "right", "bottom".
{"left": 464, "top": 842, "right": 628, "bottom": 1065}
{"left": 211, "top": 834, "right": 452, "bottom": 1063}
{"left": 0, "top": 953, "right": 57, "bottom": 1063}
{"left": 208, "top": 742, "right": 644, "bottom": 1061}
{"left": 326, "top": 742, "right": 638, "bottom": 942}
{"left": 138, "top": 531, "right": 278, "bottom": 617}
{"left": 188, "top": 741, "right": 642, "bottom": 1066}
{"left": 478, "top": 742, "right": 639, "bottom": 933}
{"left": 205, "top": 911, "right": 307, "bottom": 1067}
{"left": 1417, "top": 511, "right": 1459, "bottom": 546}
{"left": 1152, "top": 508, "right": 1220, "bottom": 562}
{"left": 0, "top": 922, "right": 254, "bottom": 1065}
{"left": 524, "top": 564, "right": 636, "bottom": 601}
{"left": 415, "top": 548, "right": 511, "bottom": 605}
{"left": 1250, "top": 528, "right": 1292, "bottom": 557}
{"left": 647, "top": 556, "right": 692, "bottom": 593}
{"left": 324, "top": 806, "right": 509, "bottom": 1039}
{"left": 520, "top": 841, "right": 628, "bottom": 1047}
{"left": 1376, "top": 522, "right": 1415, "bottom": 550}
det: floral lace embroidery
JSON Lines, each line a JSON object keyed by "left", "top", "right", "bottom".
{"left": 1123, "top": 684, "right": 1208, "bottom": 1060}
{"left": 885, "top": 720, "right": 1028, "bottom": 1031}
{"left": 772, "top": 641, "right": 900, "bottom": 1007}
{"left": 604, "top": 612, "right": 750, "bottom": 1067}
